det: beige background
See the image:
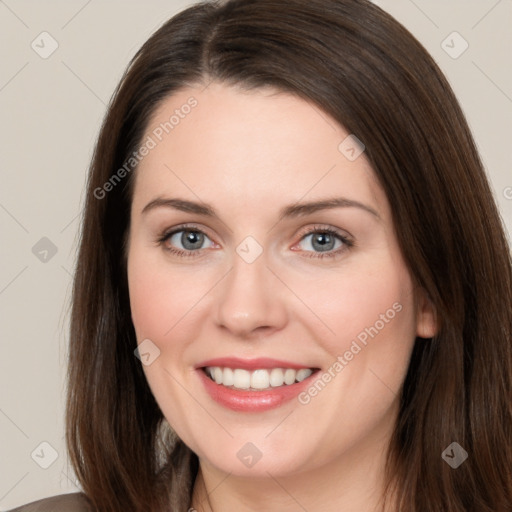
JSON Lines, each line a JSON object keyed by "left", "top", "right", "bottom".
{"left": 0, "top": 0, "right": 511, "bottom": 508}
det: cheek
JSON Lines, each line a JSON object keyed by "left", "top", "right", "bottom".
{"left": 286, "top": 254, "right": 416, "bottom": 358}
{"left": 127, "top": 259, "right": 172, "bottom": 341}
{"left": 127, "top": 246, "right": 211, "bottom": 342}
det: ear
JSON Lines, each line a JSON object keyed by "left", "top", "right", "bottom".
{"left": 415, "top": 287, "right": 438, "bottom": 339}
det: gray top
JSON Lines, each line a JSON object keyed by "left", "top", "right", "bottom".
{"left": 8, "top": 493, "right": 92, "bottom": 512}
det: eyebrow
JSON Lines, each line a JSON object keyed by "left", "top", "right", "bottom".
{"left": 141, "top": 196, "right": 380, "bottom": 220}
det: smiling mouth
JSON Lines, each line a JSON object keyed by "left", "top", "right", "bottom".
{"left": 202, "top": 366, "right": 319, "bottom": 391}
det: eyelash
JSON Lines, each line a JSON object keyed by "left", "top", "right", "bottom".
{"left": 156, "top": 223, "right": 354, "bottom": 260}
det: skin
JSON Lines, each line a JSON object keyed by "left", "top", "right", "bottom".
{"left": 126, "top": 82, "right": 437, "bottom": 512}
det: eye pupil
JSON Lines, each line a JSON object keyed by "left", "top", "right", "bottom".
{"left": 182, "top": 230, "right": 204, "bottom": 250}
{"left": 312, "top": 233, "right": 334, "bottom": 252}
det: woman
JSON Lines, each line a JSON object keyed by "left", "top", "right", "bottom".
{"left": 11, "top": 0, "right": 512, "bottom": 510}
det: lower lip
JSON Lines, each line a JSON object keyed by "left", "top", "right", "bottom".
{"left": 197, "top": 369, "right": 317, "bottom": 412}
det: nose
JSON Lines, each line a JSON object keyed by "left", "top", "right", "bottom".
{"left": 213, "top": 248, "right": 288, "bottom": 339}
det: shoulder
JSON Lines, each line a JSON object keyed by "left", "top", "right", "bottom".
{"left": 7, "top": 492, "right": 92, "bottom": 512}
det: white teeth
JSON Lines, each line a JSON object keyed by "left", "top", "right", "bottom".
{"left": 284, "top": 368, "right": 296, "bottom": 385}
{"left": 223, "top": 367, "right": 234, "bottom": 386}
{"left": 269, "top": 368, "right": 285, "bottom": 387}
{"left": 233, "top": 369, "right": 251, "bottom": 389}
{"left": 251, "top": 369, "right": 270, "bottom": 389}
{"left": 296, "top": 368, "right": 313, "bottom": 382}
{"left": 213, "top": 367, "right": 223, "bottom": 384}
{"left": 204, "top": 366, "right": 314, "bottom": 390}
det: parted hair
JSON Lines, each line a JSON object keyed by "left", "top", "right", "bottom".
{"left": 66, "top": 0, "right": 512, "bottom": 510}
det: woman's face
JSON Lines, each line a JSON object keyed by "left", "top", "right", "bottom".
{"left": 127, "top": 82, "right": 436, "bottom": 478}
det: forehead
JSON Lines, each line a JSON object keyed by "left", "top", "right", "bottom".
{"left": 131, "top": 82, "right": 387, "bottom": 219}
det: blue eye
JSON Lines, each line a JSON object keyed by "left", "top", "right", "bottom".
{"left": 169, "top": 230, "right": 211, "bottom": 251}
{"left": 300, "top": 231, "right": 342, "bottom": 252}
{"left": 158, "top": 226, "right": 215, "bottom": 256}
{"left": 157, "top": 224, "right": 353, "bottom": 260}
{"left": 294, "top": 227, "right": 353, "bottom": 259}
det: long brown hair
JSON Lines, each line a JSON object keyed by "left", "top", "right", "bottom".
{"left": 67, "top": 0, "right": 512, "bottom": 510}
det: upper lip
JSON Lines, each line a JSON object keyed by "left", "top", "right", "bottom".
{"left": 196, "top": 357, "right": 316, "bottom": 371}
